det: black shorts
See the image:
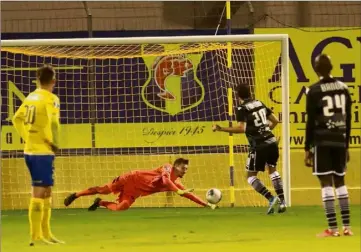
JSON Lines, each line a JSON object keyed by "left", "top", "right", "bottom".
{"left": 313, "top": 146, "right": 347, "bottom": 176}
{"left": 246, "top": 143, "right": 279, "bottom": 172}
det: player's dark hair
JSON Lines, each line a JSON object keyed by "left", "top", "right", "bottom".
{"left": 37, "top": 65, "right": 55, "bottom": 85}
{"left": 173, "top": 158, "right": 189, "bottom": 167}
{"left": 314, "top": 54, "right": 333, "bottom": 77}
{"left": 236, "top": 84, "right": 252, "bottom": 100}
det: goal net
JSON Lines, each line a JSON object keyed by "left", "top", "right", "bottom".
{"left": 1, "top": 35, "right": 290, "bottom": 210}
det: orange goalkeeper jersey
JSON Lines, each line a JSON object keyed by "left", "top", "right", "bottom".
{"left": 131, "top": 163, "right": 183, "bottom": 196}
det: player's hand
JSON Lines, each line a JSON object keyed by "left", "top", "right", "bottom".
{"left": 45, "top": 139, "right": 59, "bottom": 153}
{"left": 276, "top": 137, "right": 280, "bottom": 145}
{"left": 176, "top": 188, "right": 194, "bottom": 196}
{"left": 212, "top": 124, "right": 222, "bottom": 132}
{"left": 50, "top": 144, "right": 59, "bottom": 153}
{"left": 304, "top": 150, "right": 314, "bottom": 167}
{"left": 207, "top": 202, "right": 218, "bottom": 210}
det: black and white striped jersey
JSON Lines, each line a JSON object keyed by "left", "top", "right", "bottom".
{"left": 236, "top": 99, "right": 276, "bottom": 150}
{"left": 305, "top": 77, "right": 352, "bottom": 151}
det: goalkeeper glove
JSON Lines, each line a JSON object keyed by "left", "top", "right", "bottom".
{"left": 207, "top": 202, "right": 218, "bottom": 210}
{"left": 176, "top": 188, "right": 194, "bottom": 196}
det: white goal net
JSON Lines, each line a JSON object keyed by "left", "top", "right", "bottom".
{"left": 1, "top": 35, "right": 290, "bottom": 210}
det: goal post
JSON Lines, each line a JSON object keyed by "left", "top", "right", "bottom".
{"left": 1, "top": 34, "right": 290, "bottom": 209}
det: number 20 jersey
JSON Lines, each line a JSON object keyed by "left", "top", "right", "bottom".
{"left": 13, "top": 88, "right": 60, "bottom": 155}
{"left": 236, "top": 99, "right": 276, "bottom": 150}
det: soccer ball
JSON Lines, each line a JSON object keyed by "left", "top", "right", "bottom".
{"left": 206, "top": 188, "right": 222, "bottom": 204}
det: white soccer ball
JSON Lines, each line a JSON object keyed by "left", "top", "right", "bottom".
{"left": 206, "top": 188, "right": 222, "bottom": 204}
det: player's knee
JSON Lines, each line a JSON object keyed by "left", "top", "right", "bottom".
{"left": 44, "top": 187, "right": 52, "bottom": 198}
{"left": 321, "top": 186, "right": 335, "bottom": 200}
{"left": 97, "top": 186, "right": 111, "bottom": 194}
{"left": 247, "top": 176, "right": 257, "bottom": 185}
{"left": 318, "top": 175, "right": 333, "bottom": 187}
{"left": 269, "top": 170, "right": 280, "bottom": 180}
{"left": 87, "top": 187, "right": 98, "bottom": 194}
{"left": 333, "top": 175, "right": 345, "bottom": 188}
{"left": 268, "top": 165, "right": 277, "bottom": 175}
{"left": 115, "top": 201, "right": 130, "bottom": 211}
{"left": 246, "top": 171, "right": 257, "bottom": 179}
{"left": 335, "top": 184, "right": 348, "bottom": 199}
{"left": 32, "top": 186, "right": 48, "bottom": 198}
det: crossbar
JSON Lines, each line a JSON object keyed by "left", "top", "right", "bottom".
{"left": 1, "top": 34, "right": 288, "bottom": 47}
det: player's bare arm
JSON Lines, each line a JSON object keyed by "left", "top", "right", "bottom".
{"left": 161, "top": 174, "right": 194, "bottom": 195}
{"left": 12, "top": 104, "right": 27, "bottom": 141}
{"left": 267, "top": 113, "right": 279, "bottom": 130}
{"left": 345, "top": 89, "right": 352, "bottom": 163}
{"left": 304, "top": 87, "right": 315, "bottom": 167}
{"left": 212, "top": 122, "right": 245, "bottom": 134}
{"left": 45, "top": 98, "right": 60, "bottom": 152}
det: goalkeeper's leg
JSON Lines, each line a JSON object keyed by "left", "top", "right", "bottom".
{"left": 64, "top": 185, "right": 111, "bottom": 207}
{"left": 64, "top": 175, "right": 129, "bottom": 207}
{"left": 88, "top": 195, "right": 135, "bottom": 211}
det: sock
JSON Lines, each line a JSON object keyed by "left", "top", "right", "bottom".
{"left": 100, "top": 200, "right": 130, "bottom": 211}
{"left": 322, "top": 186, "right": 338, "bottom": 231}
{"left": 29, "top": 198, "right": 44, "bottom": 241}
{"left": 247, "top": 176, "right": 273, "bottom": 200}
{"left": 336, "top": 185, "right": 350, "bottom": 229}
{"left": 42, "top": 197, "right": 53, "bottom": 239}
{"left": 270, "top": 171, "right": 285, "bottom": 201}
{"left": 76, "top": 186, "right": 111, "bottom": 197}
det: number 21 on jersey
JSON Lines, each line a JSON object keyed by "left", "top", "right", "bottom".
{"left": 322, "top": 94, "right": 346, "bottom": 116}
{"left": 253, "top": 108, "right": 267, "bottom": 127}
{"left": 24, "top": 105, "right": 36, "bottom": 124}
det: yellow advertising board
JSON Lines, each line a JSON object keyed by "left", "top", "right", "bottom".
{"left": 255, "top": 28, "right": 361, "bottom": 149}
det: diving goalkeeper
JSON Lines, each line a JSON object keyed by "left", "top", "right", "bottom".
{"left": 64, "top": 158, "right": 217, "bottom": 211}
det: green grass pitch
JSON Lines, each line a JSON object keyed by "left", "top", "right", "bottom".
{"left": 2, "top": 206, "right": 360, "bottom": 252}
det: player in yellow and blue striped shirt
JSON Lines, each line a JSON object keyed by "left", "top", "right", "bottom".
{"left": 12, "top": 65, "right": 64, "bottom": 246}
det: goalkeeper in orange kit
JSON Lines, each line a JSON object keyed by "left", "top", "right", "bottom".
{"left": 64, "top": 158, "right": 218, "bottom": 211}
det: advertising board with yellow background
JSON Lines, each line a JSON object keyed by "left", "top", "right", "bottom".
{"left": 255, "top": 28, "right": 361, "bottom": 149}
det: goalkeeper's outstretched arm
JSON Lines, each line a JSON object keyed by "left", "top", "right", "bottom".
{"left": 161, "top": 174, "right": 194, "bottom": 196}
{"left": 175, "top": 182, "right": 217, "bottom": 209}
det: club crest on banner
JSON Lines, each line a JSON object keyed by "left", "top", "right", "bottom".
{"left": 141, "top": 44, "right": 205, "bottom": 115}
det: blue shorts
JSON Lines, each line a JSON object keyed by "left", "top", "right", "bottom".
{"left": 24, "top": 155, "right": 55, "bottom": 187}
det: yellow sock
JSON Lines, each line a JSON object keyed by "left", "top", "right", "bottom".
{"left": 28, "top": 198, "right": 44, "bottom": 241}
{"left": 42, "top": 197, "right": 53, "bottom": 239}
